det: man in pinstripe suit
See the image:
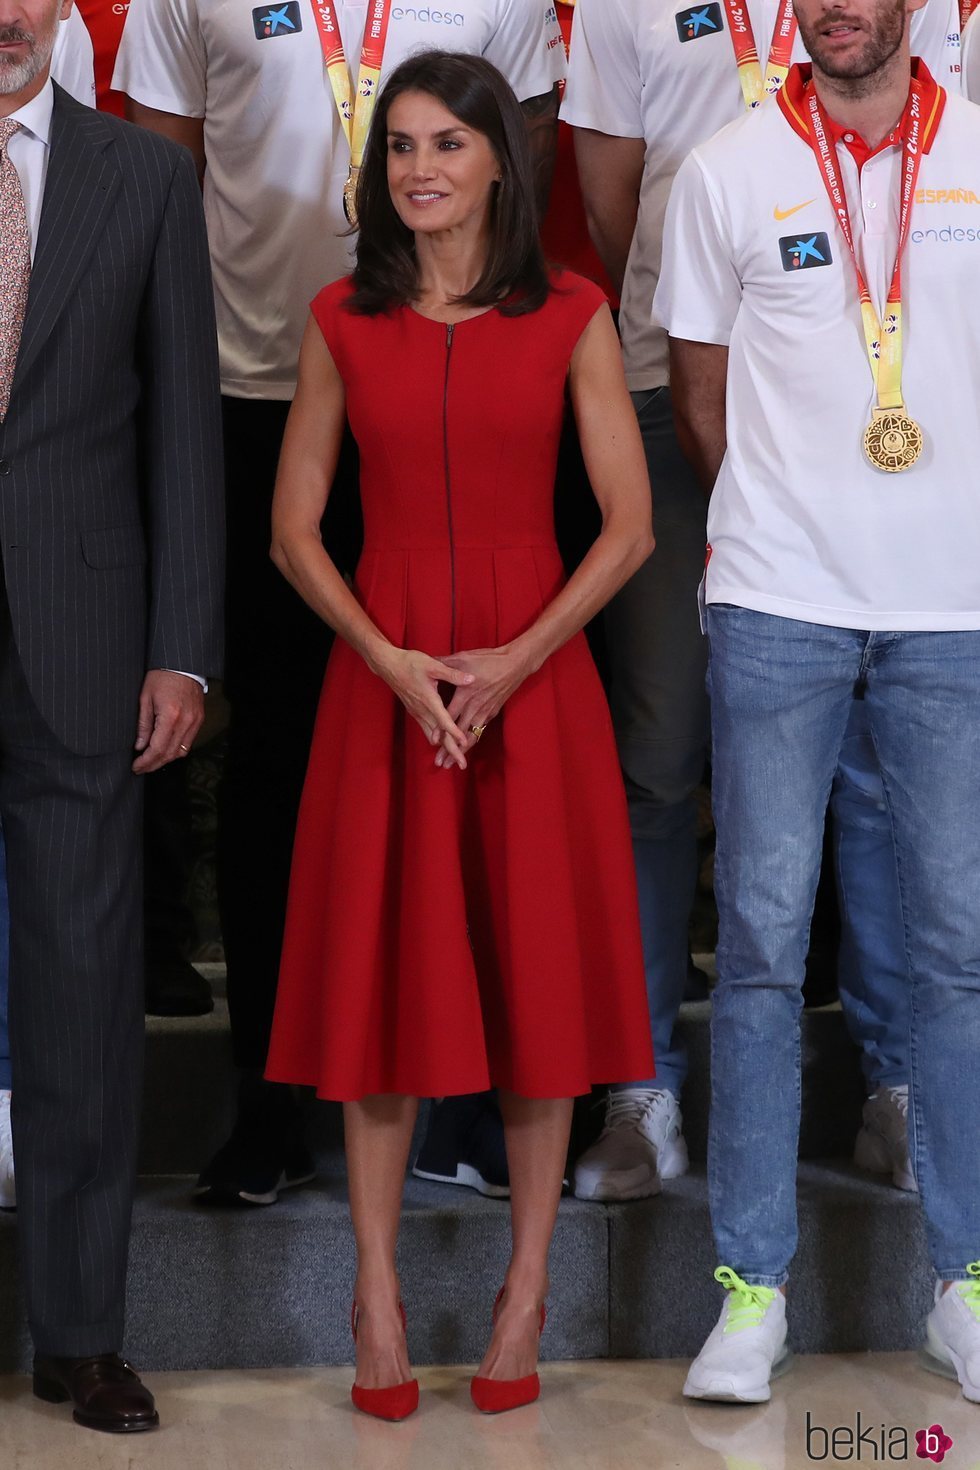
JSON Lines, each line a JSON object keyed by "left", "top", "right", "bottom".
{"left": 0, "top": 0, "right": 223, "bottom": 1433}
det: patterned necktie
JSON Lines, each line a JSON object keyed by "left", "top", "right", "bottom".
{"left": 0, "top": 119, "right": 31, "bottom": 424}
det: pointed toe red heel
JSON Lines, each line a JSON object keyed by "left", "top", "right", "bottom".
{"left": 350, "top": 1301, "right": 419, "bottom": 1422}
{"left": 470, "top": 1289, "right": 547, "bottom": 1414}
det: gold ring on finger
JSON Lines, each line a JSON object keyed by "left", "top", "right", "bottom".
{"left": 470, "top": 724, "right": 487, "bottom": 741}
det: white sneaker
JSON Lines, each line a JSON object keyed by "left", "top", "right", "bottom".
{"left": 853, "top": 1085, "right": 917, "bottom": 1192}
{"left": 0, "top": 1091, "right": 14, "bottom": 1210}
{"left": 922, "top": 1267, "right": 980, "bottom": 1402}
{"left": 684, "top": 1268, "right": 791, "bottom": 1403}
{"left": 572, "top": 1088, "right": 688, "bottom": 1201}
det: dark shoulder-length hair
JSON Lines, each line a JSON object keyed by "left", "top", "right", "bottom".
{"left": 346, "top": 50, "right": 550, "bottom": 318}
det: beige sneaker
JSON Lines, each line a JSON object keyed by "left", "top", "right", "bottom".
{"left": 573, "top": 1088, "right": 688, "bottom": 1201}
{"left": 853, "top": 1085, "right": 917, "bottom": 1192}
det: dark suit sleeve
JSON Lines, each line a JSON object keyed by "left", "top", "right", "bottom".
{"left": 138, "top": 146, "right": 225, "bottom": 679}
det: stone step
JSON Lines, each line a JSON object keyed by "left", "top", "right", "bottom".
{"left": 142, "top": 998, "right": 868, "bottom": 1176}
{"left": 0, "top": 1164, "right": 931, "bottom": 1373}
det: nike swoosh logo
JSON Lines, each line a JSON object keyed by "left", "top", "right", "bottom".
{"left": 773, "top": 199, "right": 816, "bottom": 221}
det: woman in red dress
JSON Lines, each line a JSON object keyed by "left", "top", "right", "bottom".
{"left": 265, "top": 51, "right": 655, "bottom": 1420}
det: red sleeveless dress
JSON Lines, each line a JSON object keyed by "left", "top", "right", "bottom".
{"left": 265, "top": 271, "right": 655, "bottom": 1101}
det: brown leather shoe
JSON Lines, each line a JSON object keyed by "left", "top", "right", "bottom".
{"left": 32, "top": 1353, "right": 159, "bottom": 1433}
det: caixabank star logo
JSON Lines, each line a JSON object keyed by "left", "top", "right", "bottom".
{"left": 253, "top": 2, "right": 303, "bottom": 39}
{"left": 779, "top": 231, "right": 833, "bottom": 271}
{"left": 675, "top": 3, "right": 723, "bottom": 42}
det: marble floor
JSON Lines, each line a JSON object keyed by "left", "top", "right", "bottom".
{"left": 2, "top": 1355, "right": 978, "bottom": 1470}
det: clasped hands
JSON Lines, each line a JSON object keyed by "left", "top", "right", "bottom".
{"left": 376, "top": 643, "right": 533, "bottom": 770}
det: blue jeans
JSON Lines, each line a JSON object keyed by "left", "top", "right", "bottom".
{"left": 833, "top": 701, "right": 910, "bottom": 1092}
{"left": 0, "top": 828, "right": 9, "bottom": 1092}
{"left": 707, "top": 606, "right": 980, "bottom": 1285}
{"left": 605, "top": 389, "right": 710, "bottom": 1097}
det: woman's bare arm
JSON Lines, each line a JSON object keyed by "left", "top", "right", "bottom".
{"left": 440, "top": 304, "right": 654, "bottom": 753}
{"left": 271, "top": 317, "right": 473, "bottom": 763}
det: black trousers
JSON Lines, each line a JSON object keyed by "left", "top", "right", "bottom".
{"left": 0, "top": 599, "right": 143, "bottom": 1355}
{"left": 217, "top": 397, "right": 360, "bottom": 1072}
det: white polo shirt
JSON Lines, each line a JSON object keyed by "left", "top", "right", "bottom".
{"left": 561, "top": 0, "right": 962, "bottom": 392}
{"left": 113, "top": 0, "right": 565, "bottom": 398}
{"left": 654, "top": 66, "right": 980, "bottom": 632}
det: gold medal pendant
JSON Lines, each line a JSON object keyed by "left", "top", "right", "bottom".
{"left": 343, "top": 165, "right": 360, "bottom": 228}
{"left": 863, "top": 406, "right": 923, "bottom": 474}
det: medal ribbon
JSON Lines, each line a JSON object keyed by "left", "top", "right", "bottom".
{"left": 308, "top": 0, "right": 395, "bottom": 170}
{"left": 723, "top": 0, "right": 798, "bottom": 110}
{"left": 801, "top": 82, "right": 926, "bottom": 412}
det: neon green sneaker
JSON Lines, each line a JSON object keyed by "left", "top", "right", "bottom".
{"left": 684, "top": 1268, "right": 791, "bottom": 1403}
{"left": 922, "top": 1263, "right": 980, "bottom": 1402}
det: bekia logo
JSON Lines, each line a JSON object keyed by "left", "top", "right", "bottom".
{"left": 916, "top": 1425, "right": 954, "bottom": 1463}
{"left": 253, "top": 2, "right": 303, "bottom": 39}
{"left": 805, "top": 1412, "right": 954, "bottom": 1462}
{"left": 779, "top": 231, "right": 833, "bottom": 271}
{"left": 675, "top": 3, "right": 723, "bottom": 42}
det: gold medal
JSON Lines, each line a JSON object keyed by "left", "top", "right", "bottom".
{"left": 343, "top": 165, "right": 360, "bottom": 228}
{"left": 781, "top": 68, "right": 945, "bottom": 485}
{"left": 311, "top": 2, "right": 394, "bottom": 230}
{"left": 863, "top": 407, "right": 923, "bottom": 474}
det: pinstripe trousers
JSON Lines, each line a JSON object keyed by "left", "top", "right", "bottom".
{"left": 0, "top": 595, "right": 143, "bottom": 1356}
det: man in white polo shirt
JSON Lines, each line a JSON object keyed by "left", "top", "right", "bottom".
{"left": 656, "top": 0, "right": 980, "bottom": 1404}
{"left": 112, "top": 0, "right": 565, "bottom": 1209}
{"left": 562, "top": 0, "right": 959, "bottom": 1207}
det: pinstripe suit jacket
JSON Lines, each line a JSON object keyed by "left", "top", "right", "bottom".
{"left": 0, "top": 85, "right": 224, "bottom": 756}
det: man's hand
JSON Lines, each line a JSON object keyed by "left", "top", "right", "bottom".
{"left": 133, "top": 670, "right": 205, "bottom": 774}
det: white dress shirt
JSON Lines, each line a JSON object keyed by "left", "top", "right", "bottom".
{"left": 8, "top": 12, "right": 98, "bottom": 252}
{"left": 7, "top": 82, "right": 55, "bottom": 265}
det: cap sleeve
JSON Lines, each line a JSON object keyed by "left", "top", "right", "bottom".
{"left": 550, "top": 270, "right": 611, "bottom": 354}
{"left": 310, "top": 276, "right": 357, "bottom": 377}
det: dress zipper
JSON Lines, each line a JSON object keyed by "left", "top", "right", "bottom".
{"left": 443, "top": 322, "right": 457, "bottom": 653}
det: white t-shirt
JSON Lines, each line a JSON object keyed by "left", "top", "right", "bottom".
{"left": 561, "top": 0, "right": 962, "bottom": 391}
{"left": 113, "top": 0, "right": 566, "bottom": 398}
{"left": 52, "top": 6, "right": 98, "bottom": 105}
{"left": 654, "top": 75, "right": 980, "bottom": 632}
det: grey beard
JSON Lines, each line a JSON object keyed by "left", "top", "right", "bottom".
{"left": 0, "top": 31, "right": 56, "bottom": 97}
